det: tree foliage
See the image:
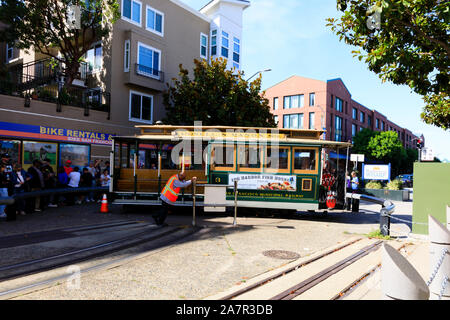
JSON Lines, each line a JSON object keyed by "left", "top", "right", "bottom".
{"left": 163, "top": 58, "right": 276, "bottom": 127}
{"left": 353, "top": 129, "right": 416, "bottom": 175}
{"left": 327, "top": 0, "right": 450, "bottom": 129}
{"left": 0, "top": 0, "right": 120, "bottom": 85}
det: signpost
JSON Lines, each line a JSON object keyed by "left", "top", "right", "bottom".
{"left": 420, "top": 147, "right": 434, "bottom": 161}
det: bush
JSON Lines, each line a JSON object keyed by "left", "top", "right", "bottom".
{"left": 365, "top": 180, "right": 383, "bottom": 189}
{"left": 386, "top": 179, "right": 403, "bottom": 190}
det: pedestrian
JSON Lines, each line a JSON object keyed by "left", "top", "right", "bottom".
{"left": 104, "top": 161, "right": 111, "bottom": 175}
{"left": 12, "top": 164, "right": 30, "bottom": 216}
{"left": 100, "top": 169, "right": 110, "bottom": 187}
{"left": 350, "top": 171, "right": 360, "bottom": 212}
{"left": 63, "top": 160, "right": 73, "bottom": 176}
{"left": 68, "top": 166, "right": 81, "bottom": 204}
{"left": 80, "top": 167, "right": 94, "bottom": 203}
{"left": 0, "top": 164, "right": 11, "bottom": 219}
{"left": 56, "top": 166, "right": 68, "bottom": 206}
{"left": 27, "top": 159, "right": 45, "bottom": 212}
{"left": 153, "top": 171, "right": 197, "bottom": 225}
{"left": 41, "top": 158, "right": 57, "bottom": 208}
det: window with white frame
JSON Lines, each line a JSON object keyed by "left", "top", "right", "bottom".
{"left": 137, "top": 42, "right": 161, "bottom": 79}
{"left": 85, "top": 43, "right": 102, "bottom": 72}
{"left": 200, "top": 33, "right": 208, "bottom": 59}
{"left": 233, "top": 37, "right": 240, "bottom": 68}
{"left": 283, "top": 94, "right": 304, "bottom": 109}
{"left": 122, "top": 0, "right": 141, "bottom": 26}
{"left": 211, "top": 30, "right": 217, "bottom": 56}
{"left": 129, "top": 91, "right": 153, "bottom": 123}
{"left": 309, "top": 112, "right": 315, "bottom": 129}
{"left": 6, "top": 43, "right": 13, "bottom": 63}
{"left": 124, "top": 40, "right": 130, "bottom": 72}
{"left": 221, "top": 31, "right": 229, "bottom": 58}
{"left": 273, "top": 97, "right": 278, "bottom": 110}
{"left": 146, "top": 5, "right": 163, "bottom": 36}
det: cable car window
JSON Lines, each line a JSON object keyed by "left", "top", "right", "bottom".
{"left": 293, "top": 148, "right": 317, "bottom": 173}
{"left": 264, "top": 147, "right": 290, "bottom": 173}
{"left": 238, "top": 145, "right": 262, "bottom": 172}
{"left": 211, "top": 145, "right": 235, "bottom": 171}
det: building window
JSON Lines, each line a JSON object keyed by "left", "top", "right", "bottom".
{"left": 129, "top": 91, "right": 153, "bottom": 123}
{"left": 368, "top": 115, "right": 372, "bottom": 126}
{"left": 211, "top": 30, "right": 217, "bottom": 56}
{"left": 309, "top": 112, "right": 315, "bottom": 129}
{"left": 335, "top": 116, "right": 342, "bottom": 141}
{"left": 352, "top": 107, "right": 357, "bottom": 120}
{"left": 146, "top": 5, "right": 163, "bottom": 36}
{"left": 6, "top": 43, "right": 13, "bottom": 63}
{"left": 122, "top": 0, "right": 142, "bottom": 26}
{"left": 382, "top": 121, "right": 385, "bottom": 131}
{"left": 330, "top": 94, "right": 334, "bottom": 108}
{"left": 274, "top": 115, "right": 278, "bottom": 125}
{"left": 86, "top": 43, "right": 102, "bottom": 72}
{"left": 309, "top": 93, "right": 315, "bottom": 106}
{"left": 360, "top": 111, "right": 365, "bottom": 123}
{"left": 283, "top": 113, "right": 303, "bottom": 129}
{"left": 124, "top": 40, "right": 130, "bottom": 72}
{"left": 200, "top": 33, "right": 208, "bottom": 59}
{"left": 137, "top": 42, "right": 161, "bottom": 79}
{"left": 221, "top": 31, "right": 229, "bottom": 58}
{"left": 273, "top": 97, "right": 278, "bottom": 110}
{"left": 335, "top": 97, "right": 343, "bottom": 112}
{"left": 283, "top": 95, "right": 304, "bottom": 109}
{"left": 352, "top": 124, "right": 357, "bottom": 136}
{"left": 233, "top": 37, "right": 240, "bottom": 67}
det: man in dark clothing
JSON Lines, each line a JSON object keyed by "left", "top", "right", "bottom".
{"left": 80, "top": 167, "right": 94, "bottom": 203}
{"left": 0, "top": 164, "right": 13, "bottom": 219}
{"left": 41, "top": 158, "right": 57, "bottom": 208}
{"left": 27, "top": 160, "right": 45, "bottom": 212}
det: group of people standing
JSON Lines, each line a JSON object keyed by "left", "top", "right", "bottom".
{"left": 0, "top": 154, "right": 111, "bottom": 220}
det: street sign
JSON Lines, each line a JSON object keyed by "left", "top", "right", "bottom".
{"left": 351, "top": 154, "right": 365, "bottom": 162}
{"left": 421, "top": 148, "right": 434, "bottom": 161}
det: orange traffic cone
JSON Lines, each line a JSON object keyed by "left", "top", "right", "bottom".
{"left": 100, "top": 194, "right": 109, "bottom": 213}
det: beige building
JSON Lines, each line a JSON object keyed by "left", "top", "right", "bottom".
{"left": 0, "top": 0, "right": 250, "bottom": 167}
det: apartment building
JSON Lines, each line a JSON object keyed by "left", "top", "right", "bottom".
{"left": 265, "top": 75, "right": 421, "bottom": 151}
{"left": 0, "top": 0, "right": 250, "bottom": 169}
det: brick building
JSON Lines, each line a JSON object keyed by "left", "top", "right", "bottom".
{"left": 265, "top": 75, "right": 421, "bottom": 150}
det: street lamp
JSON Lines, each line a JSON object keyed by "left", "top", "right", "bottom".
{"left": 246, "top": 69, "right": 272, "bottom": 81}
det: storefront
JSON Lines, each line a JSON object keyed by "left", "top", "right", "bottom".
{"left": 0, "top": 121, "right": 114, "bottom": 170}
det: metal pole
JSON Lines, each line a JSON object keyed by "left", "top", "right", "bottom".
{"left": 345, "top": 146, "right": 350, "bottom": 210}
{"left": 233, "top": 180, "right": 238, "bottom": 226}
{"left": 192, "top": 180, "right": 196, "bottom": 227}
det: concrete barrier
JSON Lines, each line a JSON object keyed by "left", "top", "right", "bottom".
{"left": 428, "top": 215, "right": 450, "bottom": 300}
{"left": 382, "top": 243, "right": 429, "bottom": 300}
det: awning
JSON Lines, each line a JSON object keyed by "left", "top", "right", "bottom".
{"left": 329, "top": 151, "right": 348, "bottom": 159}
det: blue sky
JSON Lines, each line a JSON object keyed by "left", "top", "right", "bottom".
{"left": 181, "top": 0, "right": 450, "bottom": 161}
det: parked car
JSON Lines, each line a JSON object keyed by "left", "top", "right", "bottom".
{"left": 397, "top": 174, "right": 413, "bottom": 187}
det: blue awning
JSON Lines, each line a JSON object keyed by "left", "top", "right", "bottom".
{"left": 329, "top": 151, "right": 348, "bottom": 159}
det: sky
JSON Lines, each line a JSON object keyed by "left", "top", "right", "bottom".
{"left": 181, "top": 0, "right": 450, "bottom": 162}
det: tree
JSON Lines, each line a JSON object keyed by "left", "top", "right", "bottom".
{"left": 327, "top": 0, "right": 450, "bottom": 130}
{"left": 352, "top": 128, "right": 378, "bottom": 156}
{"left": 163, "top": 58, "right": 276, "bottom": 127}
{"left": 0, "top": 0, "right": 120, "bottom": 86}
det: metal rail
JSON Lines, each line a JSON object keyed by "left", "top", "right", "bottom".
{"left": 0, "top": 187, "right": 109, "bottom": 205}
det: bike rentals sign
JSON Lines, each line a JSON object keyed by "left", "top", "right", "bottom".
{"left": 362, "top": 163, "right": 391, "bottom": 181}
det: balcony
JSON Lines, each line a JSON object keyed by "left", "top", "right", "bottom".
{"left": 124, "top": 64, "right": 165, "bottom": 92}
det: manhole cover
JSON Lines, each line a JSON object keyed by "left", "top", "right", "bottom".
{"left": 262, "top": 250, "right": 300, "bottom": 260}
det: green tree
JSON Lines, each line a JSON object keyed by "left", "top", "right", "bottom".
{"left": 163, "top": 58, "right": 276, "bottom": 127}
{"left": 352, "top": 128, "right": 378, "bottom": 157}
{"left": 367, "top": 130, "right": 406, "bottom": 176}
{"left": 0, "top": 0, "right": 120, "bottom": 86}
{"left": 327, "top": 0, "right": 450, "bottom": 129}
